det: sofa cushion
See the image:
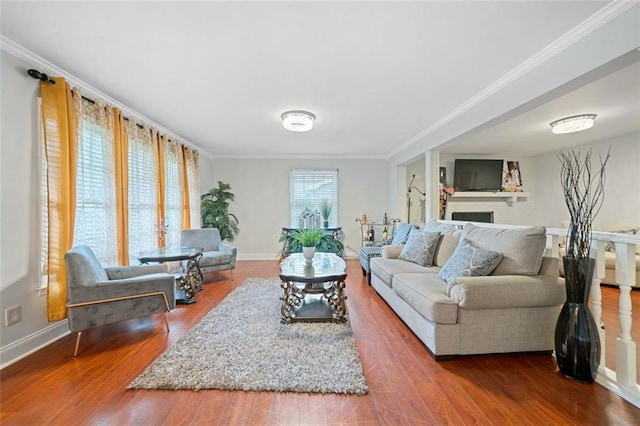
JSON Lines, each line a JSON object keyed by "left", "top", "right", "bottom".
{"left": 392, "top": 273, "right": 458, "bottom": 324}
{"left": 439, "top": 238, "right": 503, "bottom": 284}
{"left": 434, "top": 230, "right": 462, "bottom": 267}
{"left": 370, "top": 257, "right": 433, "bottom": 288}
{"left": 462, "top": 224, "right": 546, "bottom": 276}
{"left": 398, "top": 231, "right": 441, "bottom": 267}
{"left": 422, "top": 220, "right": 458, "bottom": 234}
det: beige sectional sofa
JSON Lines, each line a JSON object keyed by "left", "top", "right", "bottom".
{"left": 370, "top": 221, "right": 566, "bottom": 360}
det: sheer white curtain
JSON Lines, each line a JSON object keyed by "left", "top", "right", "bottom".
{"left": 163, "top": 139, "right": 185, "bottom": 248}
{"left": 126, "top": 120, "right": 159, "bottom": 259}
{"left": 71, "top": 91, "right": 118, "bottom": 266}
{"left": 184, "top": 147, "right": 201, "bottom": 229}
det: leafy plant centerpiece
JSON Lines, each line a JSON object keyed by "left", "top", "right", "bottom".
{"left": 279, "top": 228, "right": 345, "bottom": 258}
{"left": 201, "top": 181, "right": 240, "bottom": 241}
{"left": 292, "top": 228, "right": 325, "bottom": 247}
{"left": 554, "top": 147, "right": 610, "bottom": 384}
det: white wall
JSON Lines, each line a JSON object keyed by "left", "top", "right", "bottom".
{"left": 534, "top": 133, "right": 640, "bottom": 229}
{"left": 0, "top": 51, "right": 69, "bottom": 367}
{"left": 440, "top": 154, "right": 538, "bottom": 225}
{"left": 200, "top": 157, "right": 388, "bottom": 259}
{"left": 406, "top": 158, "right": 425, "bottom": 224}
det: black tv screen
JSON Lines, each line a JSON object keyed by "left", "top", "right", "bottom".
{"left": 453, "top": 159, "right": 504, "bottom": 191}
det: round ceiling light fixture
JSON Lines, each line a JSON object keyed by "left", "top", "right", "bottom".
{"left": 282, "top": 110, "right": 315, "bottom": 132}
{"left": 549, "top": 114, "right": 597, "bottom": 134}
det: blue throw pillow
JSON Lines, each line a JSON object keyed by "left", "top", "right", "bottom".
{"left": 439, "top": 238, "right": 503, "bottom": 284}
{"left": 398, "top": 231, "right": 441, "bottom": 267}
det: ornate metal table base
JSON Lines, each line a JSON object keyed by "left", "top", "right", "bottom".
{"left": 280, "top": 279, "right": 347, "bottom": 323}
{"left": 137, "top": 248, "right": 203, "bottom": 305}
{"left": 279, "top": 253, "right": 348, "bottom": 324}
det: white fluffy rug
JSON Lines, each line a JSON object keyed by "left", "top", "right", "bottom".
{"left": 128, "top": 277, "right": 368, "bottom": 394}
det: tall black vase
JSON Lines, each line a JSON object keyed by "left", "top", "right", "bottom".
{"left": 554, "top": 256, "right": 601, "bottom": 383}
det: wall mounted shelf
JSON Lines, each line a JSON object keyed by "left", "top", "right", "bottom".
{"left": 449, "top": 192, "right": 530, "bottom": 202}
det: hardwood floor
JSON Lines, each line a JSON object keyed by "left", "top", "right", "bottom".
{"left": 1, "top": 259, "right": 638, "bottom": 425}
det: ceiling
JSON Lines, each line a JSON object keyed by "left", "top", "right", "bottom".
{"left": 1, "top": 1, "right": 638, "bottom": 159}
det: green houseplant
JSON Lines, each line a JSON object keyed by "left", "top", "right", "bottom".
{"left": 320, "top": 201, "right": 333, "bottom": 228}
{"left": 291, "top": 228, "right": 324, "bottom": 263}
{"left": 554, "top": 147, "right": 610, "bottom": 383}
{"left": 201, "top": 181, "right": 240, "bottom": 242}
{"left": 279, "top": 228, "right": 344, "bottom": 260}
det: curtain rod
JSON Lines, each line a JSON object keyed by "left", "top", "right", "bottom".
{"left": 29, "top": 69, "right": 147, "bottom": 131}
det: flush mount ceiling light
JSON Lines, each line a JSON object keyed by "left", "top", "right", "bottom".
{"left": 282, "top": 110, "right": 315, "bottom": 132}
{"left": 549, "top": 114, "right": 597, "bottom": 134}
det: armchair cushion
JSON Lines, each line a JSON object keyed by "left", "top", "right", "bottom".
{"left": 181, "top": 228, "right": 220, "bottom": 252}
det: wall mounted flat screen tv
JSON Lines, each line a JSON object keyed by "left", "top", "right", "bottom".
{"left": 453, "top": 159, "right": 504, "bottom": 191}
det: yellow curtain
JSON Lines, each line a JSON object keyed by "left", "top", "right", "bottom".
{"left": 155, "top": 131, "right": 167, "bottom": 247}
{"left": 113, "top": 108, "right": 129, "bottom": 265}
{"left": 41, "top": 77, "right": 77, "bottom": 322}
{"left": 180, "top": 145, "right": 190, "bottom": 230}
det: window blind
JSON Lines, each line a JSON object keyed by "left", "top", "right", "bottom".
{"left": 72, "top": 98, "right": 118, "bottom": 266}
{"left": 163, "top": 140, "right": 184, "bottom": 248}
{"left": 127, "top": 122, "right": 159, "bottom": 258}
{"left": 289, "top": 169, "right": 338, "bottom": 228}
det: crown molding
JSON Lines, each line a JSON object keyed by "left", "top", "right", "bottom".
{"left": 387, "top": 0, "right": 640, "bottom": 160}
{"left": 1, "top": 35, "right": 201, "bottom": 153}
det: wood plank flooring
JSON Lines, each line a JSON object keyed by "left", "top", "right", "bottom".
{"left": 1, "top": 259, "right": 639, "bottom": 425}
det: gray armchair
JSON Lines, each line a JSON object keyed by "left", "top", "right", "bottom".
{"left": 181, "top": 228, "right": 237, "bottom": 280}
{"left": 65, "top": 245, "right": 176, "bottom": 356}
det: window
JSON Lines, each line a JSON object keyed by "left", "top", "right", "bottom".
{"left": 39, "top": 85, "right": 201, "bottom": 290}
{"left": 290, "top": 169, "right": 338, "bottom": 227}
{"left": 72, "top": 98, "right": 118, "bottom": 266}
{"left": 163, "top": 140, "right": 185, "bottom": 248}
{"left": 126, "top": 121, "right": 160, "bottom": 259}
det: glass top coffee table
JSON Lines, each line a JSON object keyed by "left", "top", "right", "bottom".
{"left": 137, "top": 247, "right": 203, "bottom": 304}
{"left": 279, "top": 252, "right": 348, "bottom": 323}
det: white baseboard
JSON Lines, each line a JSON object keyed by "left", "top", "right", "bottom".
{"left": 0, "top": 320, "right": 70, "bottom": 370}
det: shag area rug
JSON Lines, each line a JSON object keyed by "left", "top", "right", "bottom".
{"left": 128, "top": 277, "right": 368, "bottom": 394}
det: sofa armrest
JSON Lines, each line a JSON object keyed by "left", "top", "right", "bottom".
{"left": 382, "top": 245, "right": 403, "bottom": 259}
{"left": 447, "top": 275, "right": 565, "bottom": 310}
{"left": 105, "top": 264, "right": 168, "bottom": 280}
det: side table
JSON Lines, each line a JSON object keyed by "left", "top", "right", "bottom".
{"left": 137, "top": 247, "right": 203, "bottom": 304}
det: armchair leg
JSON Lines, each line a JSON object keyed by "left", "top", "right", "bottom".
{"left": 73, "top": 331, "right": 82, "bottom": 357}
{"left": 162, "top": 312, "right": 170, "bottom": 333}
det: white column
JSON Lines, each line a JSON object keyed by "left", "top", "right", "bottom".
{"left": 425, "top": 150, "right": 440, "bottom": 221}
{"left": 590, "top": 240, "right": 606, "bottom": 371}
{"left": 615, "top": 242, "right": 637, "bottom": 389}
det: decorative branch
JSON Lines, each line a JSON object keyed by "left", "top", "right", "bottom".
{"left": 557, "top": 147, "right": 611, "bottom": 259}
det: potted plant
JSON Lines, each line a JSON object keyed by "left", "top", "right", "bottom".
{"left": 320, "top": 201, "right": 333, "bottom": 228}
{"left": 291, "top": 228, "right": 325, "bottom": 263}
{"left": 201, "top": 181, "right": 240, "bottom": 241}
{"left": 555, "top": 147, "right": 610, "bottom": 383}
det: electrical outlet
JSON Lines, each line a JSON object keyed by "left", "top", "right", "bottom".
{"left": 5, "top": 305, "right": 21, "bottom": 326}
